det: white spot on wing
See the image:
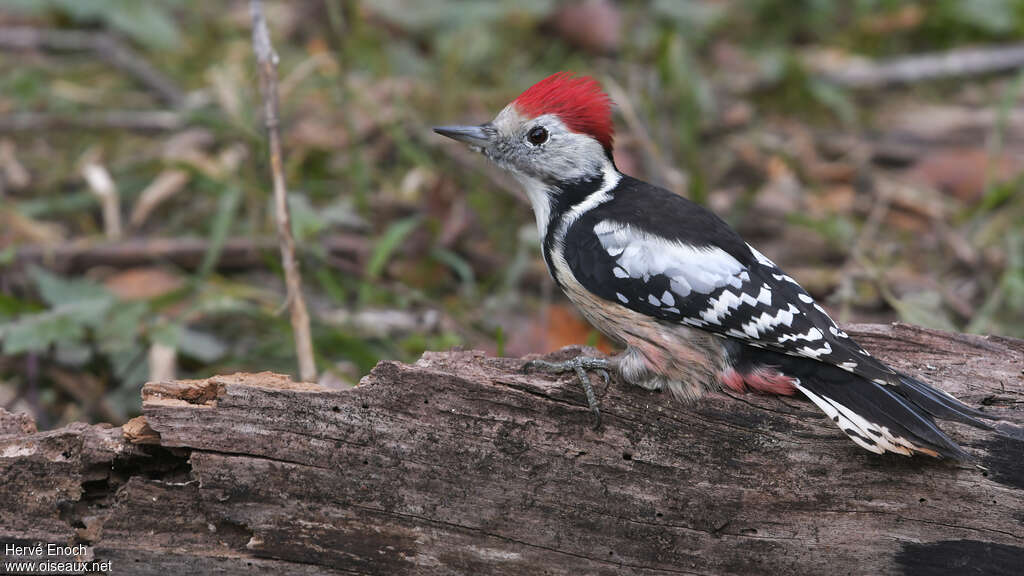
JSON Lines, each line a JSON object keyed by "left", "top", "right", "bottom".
{"left": 616, "top": 292, "right": 629, "bottom": 304}
{"left": 829, "top": 326, "right": 849, "bottom": 338}
{"left": 773, "top": 273, "right": 800, "bottom": 286}
{"left": 777, "top": 327, "right": 823, "bottom": 343}
{"left": 669, "top": 278, "right": 692, "bottom": 297}
{"left": 661, "top": 291, "right": 675, "bottom": 306}
{"left": 699, "top": 285, "right": 774, "bottom": 325}
{"left": 737, "top": 303, "right": 800, "bottom": 338}
{"left": 613, "top": 266, "right": 628, "bottom": 278}
{"left": 798, "top": 293, "right": 814, "bottom": 304}
{"left": 798, "top": 342, "right": 833, "bottom": 358}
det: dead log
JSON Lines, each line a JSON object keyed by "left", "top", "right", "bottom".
{"left": 1, "top": 323, "right": 1022, "bottom": 575}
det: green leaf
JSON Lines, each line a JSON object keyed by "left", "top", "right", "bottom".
{"left": 31, "top": 267, "right": 112, "bottom": 308}
{"left": 0, "top": 292, "right": 40, "bottom": 320}
{"left": 55, "top": 341, "right": 93, "bottom": 367}
{"left": 176, "top": 327, "right": 227, "bottom": 363}
{"left": 953, "top": 0, "right": 1016, "bottom": 35}
{"left": 288, "top": 193, "right": 326, "bottom": 241}
{"left": 0, "top": 0, "right": 184, "bottom": 50}
{"left": 1, "top": 307, "right": 86, "bottom": 354}
{"left": 96, "top": 301, "right": 148, "bottom": 356}
{"left": 366, "top": 216, "right": 420, "bottom": 280}
{"left": 890, "top": 292, "right": 958, "bottom": 333}
{"left": 431, "top": 247, "right": 476, "bottom": 296}
{"left": 151, "top": 322, "right": 226, "bottom": 363}
{"left": 199, "top": 185, "right": 242, "bottom": 277}
{"left": 0, "top": 245, "right": 14, "bottom": 266}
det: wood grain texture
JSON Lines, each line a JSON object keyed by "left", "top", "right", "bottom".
{"left": 1, "top": 323, "right": 1022, "bottom": 575}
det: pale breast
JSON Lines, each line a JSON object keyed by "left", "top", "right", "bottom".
{"left": 551, "top": 245, "right": 728, "bottom": 401}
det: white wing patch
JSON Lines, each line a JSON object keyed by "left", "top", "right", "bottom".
{"left": 595, "top": 221, "right": 745, "bottom": 296}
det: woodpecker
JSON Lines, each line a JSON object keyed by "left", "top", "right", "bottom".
{"left": 435, "top": 72, "right": 994, "bottom": 459}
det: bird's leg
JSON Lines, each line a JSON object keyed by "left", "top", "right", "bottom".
{"left": 522, "top": 356, "right": 612, "bottom": 427}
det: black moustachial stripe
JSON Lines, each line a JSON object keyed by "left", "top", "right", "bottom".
{"left": 541, "top": 173, "right": 606, "bottom": 286}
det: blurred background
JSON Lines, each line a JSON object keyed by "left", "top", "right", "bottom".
{"left": 0, "top": 0, "right": 1021, "bottom": 430}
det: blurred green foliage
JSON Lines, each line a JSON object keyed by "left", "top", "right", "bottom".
{"left": 0, "top": 0, "right": 1022, "bottom": 427}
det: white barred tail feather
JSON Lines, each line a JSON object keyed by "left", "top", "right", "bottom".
{"left": 742, "top": 345, "right": 992, "bottom": 460}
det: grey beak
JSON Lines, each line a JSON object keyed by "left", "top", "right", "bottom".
{"left": 433, "top": 124, "right": 491, "bottom": 148}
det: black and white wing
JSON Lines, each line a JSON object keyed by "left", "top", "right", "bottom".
{"left": 562, "top": 213, "right": 897, "bottom": 386}
{"left": 557, "top": 179, "right": 993, "bottom": 459}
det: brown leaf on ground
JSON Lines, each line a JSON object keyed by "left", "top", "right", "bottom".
{"left": 551, "top": 0, "right": 621, "bottom": 55}
{"left": 906, "top": 147, "right": 1020, "bottom": 203}
{"left": 807, "top": 185, "right": 856, "bottom": 216}
{"left": 0, "top": 139, "right": 30, "bottom": 190}
{"left": 130, "top": 169, "right": 190, "bottom": 228}
{"left": 859, "top": 4, "right": 924, "bottom": 35}
{"left": 103, "top": 267, "right": 185, "bottom": 301}
{"left": 542, "top": 304, "right": 615, "bottom": 354}
{"left": 875, "top": 174, "right": 945, "bottom": 221}
{"left": 0, "top": 209, "right": 65, "bottom": 245}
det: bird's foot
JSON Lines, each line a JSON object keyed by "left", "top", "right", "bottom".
{"left": 522, "top": 356, "right": 612, "bottom": 428}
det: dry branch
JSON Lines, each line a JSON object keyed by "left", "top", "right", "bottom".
{"left": 820, "top": 43, "right": 1024, "bottom": 89}
{"left": 8, "top": 235, "right": 367, "bottom": 274}
{"left": 0, "top": 110, "right": 184, "bottom": 133}
{"left": 250, "top": 0, "right": 316, "bottom": 382}
{"left": 1, "top": 323, "right": 1021, "bottom": 575}
{"left": 0, "top": 26, "right": 185, "bottom": 107}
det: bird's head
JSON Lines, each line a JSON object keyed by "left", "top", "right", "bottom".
{"left": 435, "top": 72, "right": 615, "bottom": 186}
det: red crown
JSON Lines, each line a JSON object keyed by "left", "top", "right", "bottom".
{"left": 513, "top": 72, "right": 613, "bottom": 154}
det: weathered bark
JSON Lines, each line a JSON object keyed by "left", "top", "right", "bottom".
{"left": 1, "top": 323, "right": 1022, "bottom": 575}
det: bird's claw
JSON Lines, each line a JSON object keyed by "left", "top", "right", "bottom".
{"left": 522, "top": 356, "right": 611, "bottom": 428}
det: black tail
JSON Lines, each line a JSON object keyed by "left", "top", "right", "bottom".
{"left": 739, "top": 346, "right": 993, "bottom": 460}
{"left": 894, "top": 373, "right": 993, "bottom": 430}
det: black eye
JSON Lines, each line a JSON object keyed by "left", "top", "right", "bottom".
{"left": 527, "top": 126, "right": 548, "bottom": 145}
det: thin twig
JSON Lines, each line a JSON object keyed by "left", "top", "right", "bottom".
{"left": 80, "top": 161, "right": 123, "bottom": 240}
{"left": 0, "top": 110, "right": 183, "bottom": 133}
{"left": 10, "top": 235, "right": 367, "bottom": 274}
{"left": 250, "top": 0, "right": 317, "bottom": 382}
{"left": 820, "top": 43, "right": 1024, "bottom": 89}
{"left": 0, "top": 26, "right": 185, "bottom": 107}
